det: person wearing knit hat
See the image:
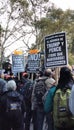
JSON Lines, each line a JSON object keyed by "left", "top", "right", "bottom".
{"left": 0, "top": 79, "right": 25, "bottom": 130}
{"left": 21, "top": 72, "right": 29, "bottom": 84}
{"left": 42, "top": 69, "right": 56, "bottom": 130}
{"left": 22, "top": 72, "right": 28, "bottom": 77}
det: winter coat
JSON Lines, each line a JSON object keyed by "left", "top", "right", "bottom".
{"left": 0, "top": 90, "right": 25, "bottom": 130}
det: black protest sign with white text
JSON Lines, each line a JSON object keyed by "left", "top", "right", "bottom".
{"left": 27, "top": 53, "right": 41, "bottom": 73}
{"left": 44, "top": 32, "right": 68, "bottom": 68}
{"left": 12, "top": 54, "right": 24, "bottom": 73}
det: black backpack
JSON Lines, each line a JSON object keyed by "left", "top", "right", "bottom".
{"left": 19, "top": 79, "right": 29, "bottom": 95}
{"left": 6, "top": 92, "right": 22, "bottom": 112}
{"left": 34, "top": 79, "right": 47, "bottom": 107}
{"left": 24, "top": 80, "right": 33, "bottom": 103}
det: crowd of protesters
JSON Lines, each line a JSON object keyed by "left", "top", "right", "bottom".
{"left": 0, "top": 65, "right": 74, "bottom": 130}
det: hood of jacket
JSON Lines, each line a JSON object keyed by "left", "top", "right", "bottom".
{"left": 7, "top": 90, "right": 23, "bottom": 101}
{"left": 36, "top": 76, "right": 48, "bottom": 82}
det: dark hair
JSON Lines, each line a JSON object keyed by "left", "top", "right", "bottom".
{"left": 38, "top": 71, "right": 43, "bottom": 77}
{"left": 57, "top": 66, "right": 74, "bottom": 90}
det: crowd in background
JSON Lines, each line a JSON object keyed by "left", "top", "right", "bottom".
{"left": 0, "top": 65, "right": 74, "bottom": 130}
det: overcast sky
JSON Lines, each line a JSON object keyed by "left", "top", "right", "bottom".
{"left": 50, "top": 0, "right": 74, "bottom": 10}
{"left": 1, "top": 0, "right": 74, "bottom": 57}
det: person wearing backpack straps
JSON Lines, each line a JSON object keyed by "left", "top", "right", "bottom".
{"left": 24, "top": 79, "right": 34, "bottom": 130}
{"left": 53, "top": 66, "right": 74, "bottom": 130}
{"left": 43, "top": 70, "right": 56, "bottom": 130}
{"left": 32, "top": 69, "right": 55, "bottom": 130}
{"left": 31, "top": 70, "right": 45, "bottom": 130}
{"left": 1, "top": 80, "right": 25, "bottom": 130}
{"left": 17, "top": 72, "right": 32, "bottom": 130}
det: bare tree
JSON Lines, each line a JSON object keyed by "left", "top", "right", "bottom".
{"left": 0, "top": 0, "right": 51, "bottom": 68}
{"left": 0, "top": 0, "right": 35, "bottom": 67}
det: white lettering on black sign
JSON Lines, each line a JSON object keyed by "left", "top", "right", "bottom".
{"left": 27, "top": 53, "right": 41, "bottom": 73}
{"left": 12, "top": 54, "right": 24, "bottom": 72}
{"left": 44, "top": 32, "right": 68, "bottom": 68}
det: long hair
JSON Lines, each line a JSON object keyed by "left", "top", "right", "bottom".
{"left": 57, "top": 67, "right": 74, "bottom": 90}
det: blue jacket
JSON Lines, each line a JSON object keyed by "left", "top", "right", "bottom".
{"left": 44, "top": 85, "right": 56, "bottom": 113}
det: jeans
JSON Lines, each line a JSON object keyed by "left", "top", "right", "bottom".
{"left": 36, "top": 108, "right": 54, "bottom": 130}
{"left": 46, "top": 113, "right": 53, "bottom": 130}
{"left": 32, "top": 110, "right": 37, "bottom": 130}
{"left": 25, "top": 109, "right": 32, "bottom": 130}
{"left": 36, "top": 108, "right": 45, "bottom": 130}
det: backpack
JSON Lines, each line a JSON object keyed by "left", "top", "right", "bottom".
{"left": 19, "top": 79, "right": 29, "bottom": 95}
{"left": 42, "top": 90, "right": 49, "bottom": 105}
{"left": 19, "top": 79, "right": 33, "bottom": 100}
{"left": 24, "top": 80, "right": 33, "bottom": 104}
{"left": 6, "top": 96, "right": 22, "bottom": 112}
{"left": 53, "top": 88, "right": 74, "bottom": 128}
{"left": 34, "top": 79, "right": 47, "bottom": 107}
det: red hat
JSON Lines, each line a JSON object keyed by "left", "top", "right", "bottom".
{"left": 22, "top": 72, "right": 28, "bottom": 77}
